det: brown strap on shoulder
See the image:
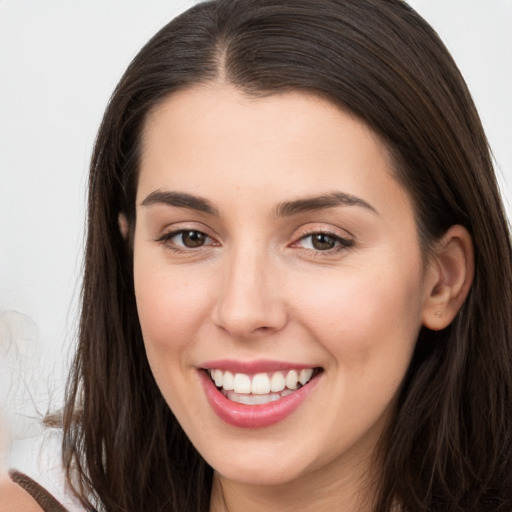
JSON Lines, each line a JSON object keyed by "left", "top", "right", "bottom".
{"left": 8, "top": 470, "right": 69, "bottom": 512}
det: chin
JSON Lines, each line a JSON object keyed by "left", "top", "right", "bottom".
{"left": 213, "top": 460, "right": 307, "bottom": 487}
{"left": 201, "top": 437, "right": 324, "bottom": 487}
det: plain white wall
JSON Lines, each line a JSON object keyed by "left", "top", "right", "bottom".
{"left": 1, "top": 0, "right": 511, "bottom": 467}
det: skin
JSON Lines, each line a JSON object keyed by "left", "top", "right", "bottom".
{"left": 132, "top": 84, "right": 472, "bottom": 512}
{"left": 0, "top": 475, "right": 42, "bottom": 512}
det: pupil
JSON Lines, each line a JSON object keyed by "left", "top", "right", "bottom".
{"left": 183, "top": 231, "right": 205, "bottom": 248}
{"left": 312, "top": 233, "right": 335, "bottom": 250}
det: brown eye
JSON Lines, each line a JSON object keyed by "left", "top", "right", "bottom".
{"left": 157, "top": 228, "right": 217, "bottom": 252}
{"left": 180, "top": 230, "right": 207, "bottom": 248}
{"left": 311, "top": 233, "right": 337, "bottom": 250}
{"left": 295, "top": 231, "right": 354, "bottom": 253}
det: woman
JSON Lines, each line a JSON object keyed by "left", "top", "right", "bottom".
{"left": 2, "top": 0, "right": 511, "bottom": 510}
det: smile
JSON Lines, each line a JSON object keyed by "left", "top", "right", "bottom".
{"left": 199, "top": 363, "right": 323, "bottom": 428}
{"left": 208, "top": 368, "right": 317, "bottom": 405}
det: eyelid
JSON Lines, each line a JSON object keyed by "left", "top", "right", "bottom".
{"left": 155, "top": 221, "right": 217, "bottom": 239}
{"left": 154, "top": 223, "right": 354, "bottom": 254}
{"left": 293, "top": 223, "right": 354, "bottom": 240}
{"left": 156, "top": 229, "right": 212, "bottom": 243}
{"left": 155, "top": 224, "right": 220, "bottom": 251}
{"left": 290, "top": 225, "right": 355, "bottom": 252}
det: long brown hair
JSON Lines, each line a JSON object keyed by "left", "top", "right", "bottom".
{"left": 63, "top": 1, "right": 512, "bottom": 510}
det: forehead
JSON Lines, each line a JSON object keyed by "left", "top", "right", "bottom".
{"left": 137, "top": 84, "right": 412, "bottom": 220}
{"left": 141, "top": 85, "right": 386, "bottom": 161}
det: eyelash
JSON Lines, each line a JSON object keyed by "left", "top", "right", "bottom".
{"left": 155, "top": 229, "right": 217, "bottom": 253}
{"left": 155, "top": 229, "right": 354, "bottom": 255}
{"left": 293, "top": 230, "right": 354, "bottom": 255}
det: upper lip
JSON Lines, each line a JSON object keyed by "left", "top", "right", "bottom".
{"left": 200, "top": 359, "right": 320, "bottom": 374}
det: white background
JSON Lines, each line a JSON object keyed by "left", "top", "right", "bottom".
{"left": 1, "top": 0, "right": 511, "bottom": 467}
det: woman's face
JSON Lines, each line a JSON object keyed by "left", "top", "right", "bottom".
{"left": 133, "top": 85, "right": 433, "bottom": 488}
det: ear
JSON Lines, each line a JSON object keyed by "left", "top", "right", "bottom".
{"left": 422, "top": 225, "right": 474, "bottom": 330}
{"left": 118, "top": 213, "right": 129, "bottom": 240}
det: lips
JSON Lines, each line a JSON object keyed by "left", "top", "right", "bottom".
{"left": 199, "top": 360, "right": 323, "bottom": 428}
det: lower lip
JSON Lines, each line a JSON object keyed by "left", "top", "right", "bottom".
{"left": 199, "top": 370, "right": 321, "bottom": 429}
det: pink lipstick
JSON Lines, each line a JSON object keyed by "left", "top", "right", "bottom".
{"left": 198, "top": 361, "right": 322, "bottom": 429}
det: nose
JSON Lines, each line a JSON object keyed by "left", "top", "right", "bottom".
{"left": 212, "top": 249, "right": 288, "bottom": 338}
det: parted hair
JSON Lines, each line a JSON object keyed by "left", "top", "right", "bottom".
{"left": 62, "top": 1, "right": 512, "bottom": 510}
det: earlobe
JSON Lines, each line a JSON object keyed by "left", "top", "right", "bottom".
{"left": 118, "top": 213, "right": 129, "bottom": 240}
{"left": 422, "top": 225, "right": 474, "bottom": 331}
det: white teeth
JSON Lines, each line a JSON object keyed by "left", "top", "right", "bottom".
{"left": 285, "top": 370, "right": 299, "bottom": 390}
{"left": 270, "top": 371, "right": 286, "bottom": 392}
{"left": 228, "top": 392, "right": 240, "bottom": 403}
{"left": 251, "top": 373, "right": 271, "bottom": 394}
{"left": 208, "top": 367, "right": 316, "bottom": 398}
{"left": 233, "top": 373, "right": 252, "bottom": 394}
{"left": 299, "top": 368, "right": 314, "bottom": 385}
{"left": 239, "top": 393, "right": 279, "bottom": 405}
{"left": 225, "top": 390, "right": 282, "bottom": 405}
{"left": 223, "top": 371, "right": 234, "bottom": 391}
{"left": 228, "top": 389, "right": 294, "bottom": 401}
{"left": 214, "top": 369, "right": 223, "bottom": 388}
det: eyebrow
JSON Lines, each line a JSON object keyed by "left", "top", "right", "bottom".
{"left": 140, "top": 189, "right": 377, "bottom": 217}
{"left": 273, "top": 192, "right": 377, "bottom": 217}
{"left": 140, "top": 190, "right": 219, "bottom": 216}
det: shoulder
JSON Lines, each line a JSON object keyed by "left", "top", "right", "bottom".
{"left": 5, "top": 431, "right": 85, "bottom": 511}
{"left": 0, "top": 474, "right": 44, "bottom": 512}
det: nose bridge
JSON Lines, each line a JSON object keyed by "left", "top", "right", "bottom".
{"left": 213, "top": 241, "right": 287, "bottom": 337}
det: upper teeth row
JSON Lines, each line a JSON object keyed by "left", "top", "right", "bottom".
{"left": 208, "top": 368, "right": 314, "bottom": 394}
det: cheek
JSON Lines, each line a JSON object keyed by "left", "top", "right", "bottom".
{"left": 287, "top": 260, "right": 424, "bottom": 452}
{"left": 133, "top": 251, "right": 213, "bottom": 357}
{"left": 133, "top": 252, "right": 217, "bottom": 421}
{"left": 291, "top": 258, "right": 425, "bottom": 367}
